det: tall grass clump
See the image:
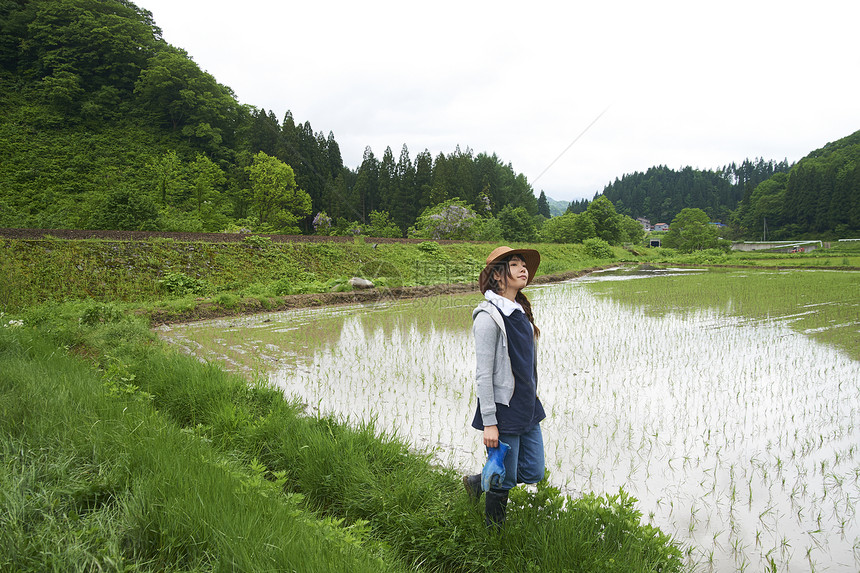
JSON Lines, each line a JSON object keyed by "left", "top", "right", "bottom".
{"left": 0, "top": 325, "right": 409, "bottom": 572}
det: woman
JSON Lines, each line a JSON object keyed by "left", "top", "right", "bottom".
{"left": 463, "top": 246, "right": 546, "bottom": 528}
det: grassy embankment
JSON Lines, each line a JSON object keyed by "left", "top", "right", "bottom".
{"left": 649, "top": 241, "right": 860, "bottom": 269}
{"left": 3, "top": 236, "right": 857, "bottom": 320}
{"left": 1, "top": 236, "right": 688, "bottom": 572}
{"left": 1, "top": 237, "right": 639, "bottom": 318}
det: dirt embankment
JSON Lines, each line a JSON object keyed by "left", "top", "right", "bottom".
{"left": 147, "top": 268, "right": 606, "bottom": 326}
{"left": 0, "top": 227, "right": 461, "bottom": 244}
{"left": 0, "top": 228, "right": 609, "bottom": 324}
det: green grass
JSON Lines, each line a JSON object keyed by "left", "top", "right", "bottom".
{"left": 0, "top": 326, "right": 403, "bottom": 572}
{"left": 633, "top": 241, "right": 860, "bottom": 268}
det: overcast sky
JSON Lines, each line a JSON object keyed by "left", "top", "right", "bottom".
{"left": 137, "top": 0, "right": 860, "bottom": 203}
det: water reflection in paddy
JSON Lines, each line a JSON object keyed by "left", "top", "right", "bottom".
{"left": 159, "top": 269, "right": 860, "bottom": 573}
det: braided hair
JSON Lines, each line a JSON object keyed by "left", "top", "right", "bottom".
{"left": 479, "top": 255, "right": 540, "bottom": 338}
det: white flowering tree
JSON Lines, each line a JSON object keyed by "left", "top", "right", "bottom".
{"left": 312, "top": 211, "right": 332, "bottom": 235}
{"left": 408, "top": 199, "right": 480, "bottom": 240}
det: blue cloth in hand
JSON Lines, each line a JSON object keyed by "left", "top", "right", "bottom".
{"left": 482, "top": 441, "right": 511, "bottom": 492}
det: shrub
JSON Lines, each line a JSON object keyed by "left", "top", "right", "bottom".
{"left": 416, "top": 241, "right": 445, "bottom": 257}
{"left": 242, "top": 235, "right": 273, "bottom": 248}
{"left": 583, "top": 237, "right": 614, "bottom": 259}
{"left": 158, "top": 272, "right": 210, "bottom": 296}
{"left": 409, "top": 199, "right": 479, "bottom": 240}
{"left": 366, "top": 211, "right": 401, "bottom": 238}
{"left": 540, "top": 212, "right": 595, "bottom": 244}
{"left": 497, "top": 205, "right": 537, "bottom": 242}
{"left": 214, "top": 293, "right": 239, "bottom": 308}
{"left": 313, "top": 211, "right": 333, "bottom": 235}
{"left": 79, "top": 302, "right": 126, "bottom": 326}
{"left": 272, "top": 277, "right": 293, "bottom": 296}
{"left": 473, "top": 217, "right": 504, "bottom": 241}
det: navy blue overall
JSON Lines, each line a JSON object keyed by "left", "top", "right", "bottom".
{"left": 472, "top": 306, "right": 546, "bottom": 490}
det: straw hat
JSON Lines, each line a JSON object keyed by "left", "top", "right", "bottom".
{"left": 480, "top": 246, "right": 541, "bottom": 286}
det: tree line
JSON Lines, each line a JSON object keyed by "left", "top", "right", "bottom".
{"left": 732, "top": 131, "right": 860, "bottom": 239}
{"left": 574, "top": 140, "right": 859, "bottom": 240}
{"left": 594, "top": 159, "right": 791, "bottom": 225}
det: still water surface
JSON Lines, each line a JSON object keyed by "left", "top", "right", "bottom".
{"left": 159, "top": 269, "right": 860, "bottom": 572}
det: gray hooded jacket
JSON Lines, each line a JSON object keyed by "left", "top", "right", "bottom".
{"left": 472, "top": 300, "right": 539, "bottom": 427}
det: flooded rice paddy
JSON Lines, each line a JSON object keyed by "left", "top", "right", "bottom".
{"left": 158, "top": 268, "right": 860, "bottom": 572}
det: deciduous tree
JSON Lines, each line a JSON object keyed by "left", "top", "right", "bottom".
{"left": 663, "top": 208, "right": 727, "bottom": 252}
{"left": 409, "top": 199, "right": 479, "bottom": 240}
{"left": 188, "top": 153, "right": 225, "bottom": 214}
{"left": 586, "top": 195, "right": 624, "bottom": 245}
{"left": 540, "top": 212, "right": 595, "bottom": 243}
{"left": 134, "top": 49, "right": 237, "bottom": 149}
{"left": 246, "top": 151, "right": 311, "bottom": 230}
{"left": 497, "top": 205, "right": 537, "bottom": 242}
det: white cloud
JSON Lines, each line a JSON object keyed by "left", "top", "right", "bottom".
{"left": 139, "top": 0, "right": 860, "bottom": 202}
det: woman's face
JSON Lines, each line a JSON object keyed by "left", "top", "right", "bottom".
{"left": 493, "top": 255, "right": 529, "bottom": 294}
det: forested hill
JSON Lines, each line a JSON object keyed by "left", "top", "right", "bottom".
{"left": 585, "top": 131, "right": 860, "bottom": 240}
{"left": 731, "top": 129, "right": 860, "bottom": 240}
{"left": 0, "top": 0, "right": 538, "bottom": 237}
{"left": 597, "top": 159, "right": 791, "bottom": 225}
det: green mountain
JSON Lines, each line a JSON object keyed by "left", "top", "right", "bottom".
{"left": 598, "top": 159, "right": 791, "bottom": 226}
{"left": 2, "top": 1, "right": 855, "bottom": 240}
{"left": 733, "top": 130, "right": 860, "bottom": 239}
{"left": 0, "top": 0, "right": 539, "bottom": 236}
{"left": 545, "top": 197, "right": 569, "bottom": 217}
{"left": 584, "top": 136, "right": 859, "bottom": 239}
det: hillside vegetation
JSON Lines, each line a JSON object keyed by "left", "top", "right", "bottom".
{"left": 597, "top": 136, "right": 860, "bottom": 241}
{"left": 0, "top": 235, "right": 631, "bottom": 313}
{"left": 599, "top": 158, "right": 791, "bottom": 224}
{"left": 4, "top": 233, "right": 859, "bottom": 315}
{"left": 0, "top": 0, "right": 547, "bottom": 239}
{"left": 733, "top": 130, "right": 860, "bottom": 239}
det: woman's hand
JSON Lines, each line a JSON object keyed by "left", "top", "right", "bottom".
{"left": 483, "top": 425, "right": 499, "bottom": 448}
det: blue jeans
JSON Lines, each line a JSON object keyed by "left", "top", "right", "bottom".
{"left": 495, "top": 424, "right": 545, "bottom": 491}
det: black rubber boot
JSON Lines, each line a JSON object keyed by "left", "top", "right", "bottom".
{"left": 462, "top": 474, "right": 483, "bottom": 500}
{"left": 485, "top": 488, "right": 508, "bottom": 530}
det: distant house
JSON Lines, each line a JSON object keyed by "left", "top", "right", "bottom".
{"left": 636, "top": 217, "right": 651, "bottom": 230}
{"left": 653, "top": 223, "right": 669, "bottom": 232}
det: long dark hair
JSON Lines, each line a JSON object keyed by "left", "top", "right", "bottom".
{"left": 479, "top": 255, "right": 540, "bottom": 338}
